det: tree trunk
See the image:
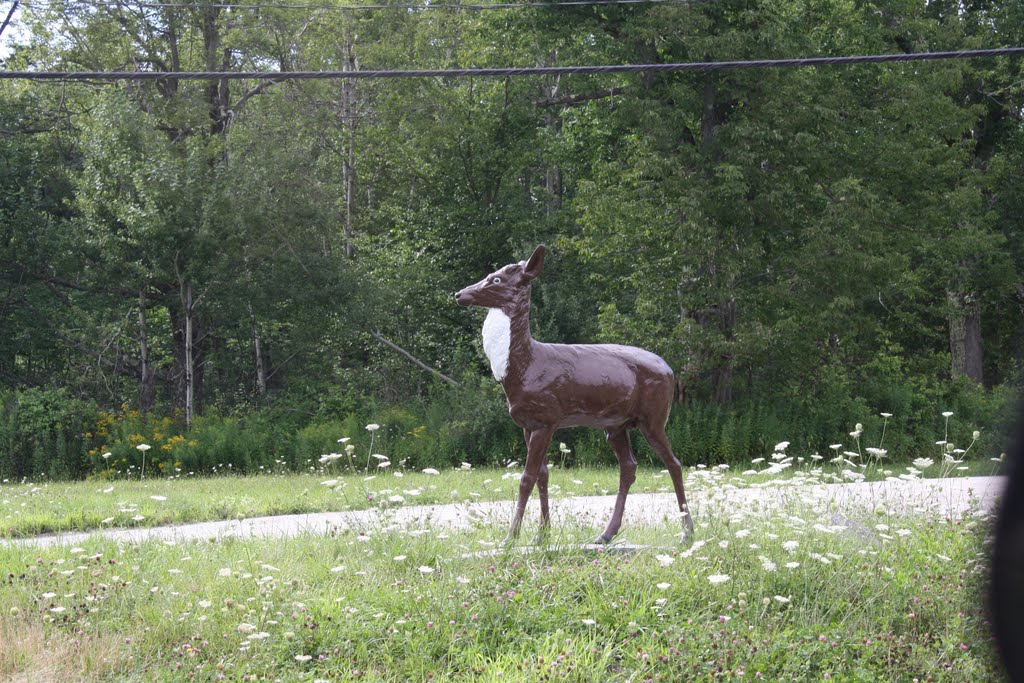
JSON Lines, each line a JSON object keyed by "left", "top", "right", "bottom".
{"left": 712, "top": 297, "right": 737, "bottom": 405}
{"left": 168, "top": 287, "right": 205, "bottom": 422}
{"left": 341, "top": 32, "right": 357, "bottom": 259}
{"left": 701, "top": 79, "right": 717, "bottom": 150}
{"left": 541, "top": 51, "right": 563, "bottom": 216}
{"left": 250, "top": 304, "right": 267, "bottom": 396}
{"left": 202, "top": 4, "right": 232, "bottom": 138}
{"left": 184, "top": 283, "right": 195, "bottom": 426}
{"left": 138, "top": 290, "right": 157, "bottom": 415}
{"left": 948, "top": 290, "right": 984, "bottom": 384}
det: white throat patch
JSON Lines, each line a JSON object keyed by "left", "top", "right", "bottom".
{"left": 481, "top": 308, "right": 511, "bottom": 382}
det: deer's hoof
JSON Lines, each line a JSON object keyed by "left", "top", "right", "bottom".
{"left": 593, "top": 533, "right": 613, "bottom": 545}
{"left": 680, "top": 518, "right": 695, "bottom": 545}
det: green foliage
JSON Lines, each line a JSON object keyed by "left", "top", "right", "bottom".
{"left": 0, "top": 0, "right": 1021, "bottom": 476}
{"left": 0, "top": 389, "right": 97, "bottom": 480}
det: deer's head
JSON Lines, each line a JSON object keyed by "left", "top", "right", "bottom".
{"left": 455, "top": 245, "right": 545, "bottom": 311}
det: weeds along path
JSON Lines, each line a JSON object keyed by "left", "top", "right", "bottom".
{"left": 1, "top": 476, "right": 1004, "bottom": 549}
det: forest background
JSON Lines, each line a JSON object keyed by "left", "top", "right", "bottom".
{"left": 0, "top": 0, "right": 1022, "bottom": 481}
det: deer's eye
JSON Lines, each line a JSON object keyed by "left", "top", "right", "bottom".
{"left": 492, "top": 277, "right": 502, "bottom": 284}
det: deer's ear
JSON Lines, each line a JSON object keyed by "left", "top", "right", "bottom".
{"left": 523, "top": 245, "right": 546, "bottom": 281}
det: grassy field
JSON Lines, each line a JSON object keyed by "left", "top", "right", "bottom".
{"left": 0, "top": 454, "right": 1004, "bottom": 539}
{"left": 0, "top": 489, "right": 999, "bottom": 682}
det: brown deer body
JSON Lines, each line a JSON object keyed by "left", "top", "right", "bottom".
{"left": 455, "top": 245, "right": 695, "bottom": 544}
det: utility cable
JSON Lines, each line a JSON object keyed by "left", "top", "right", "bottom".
{"left": 1, "top": 47, "right": 1023, "bottom": 81}
{"left": 18, "top": 0, "right": 697, "bottom": 12}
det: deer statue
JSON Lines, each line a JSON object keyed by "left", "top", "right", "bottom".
{"left": 455, "top": 245, "right": 695, "bottom": 545}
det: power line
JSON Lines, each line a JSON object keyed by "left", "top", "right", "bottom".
{"left": 2, "top": 47, "right": 1023, "bottom": 81}
{"left": 19, "top": 0, "right": 694, "bottom": 11}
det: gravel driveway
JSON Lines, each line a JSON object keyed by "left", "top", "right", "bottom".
{"left": 2, "top": 475, "right": 1004, "bottom": 549}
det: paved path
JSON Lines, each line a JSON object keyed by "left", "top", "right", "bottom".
{"left": 1, "top": 476, "right": 1004, "bottom": 549}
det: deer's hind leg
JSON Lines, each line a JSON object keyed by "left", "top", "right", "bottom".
{"left": 639, "top": 423, "right": 695, "bottom": 543}
{"left": 595, "top": 427, "right": 638, "bottom": 544}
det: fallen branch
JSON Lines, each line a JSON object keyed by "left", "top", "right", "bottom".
{"left": 370, "top": 330, "right": 461, "bottom": 388}
{"left": 0, "top": 1, "right": 19, "bottom": 41}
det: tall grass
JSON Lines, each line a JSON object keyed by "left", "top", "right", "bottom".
{"left": 0, "top": 495, "right": 999, "bottom": 681}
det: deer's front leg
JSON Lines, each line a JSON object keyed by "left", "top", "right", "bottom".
{"left": 521, "top": 428, "right": 553, "bottom": 545}
{"left": 504, "top": 426, "right": 554, "bottom": 546}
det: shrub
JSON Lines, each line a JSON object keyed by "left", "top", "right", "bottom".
{"left": 293, "top": 419, "right": 351, "bottom": 471}
{"left": 0, "top": 388, "right": 98, "bottom": 480}
{"left": 1, "top": 366, "right": 1012, "bottom": 482}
